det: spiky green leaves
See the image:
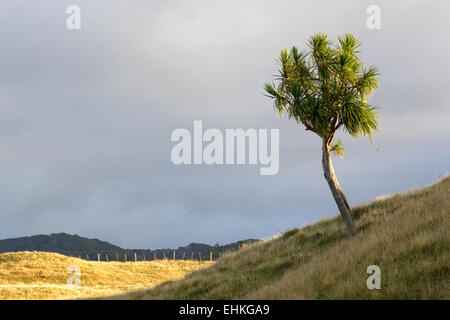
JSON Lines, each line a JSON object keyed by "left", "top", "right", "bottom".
{"left": 331, "top": 139, "right": 346, "bottom": 158}
{"left": 340, "top": 92, "right": 379, "bottom": 137}
{"left": 264, "top": 33, "right": 380, "bottom": 144}
{"left": 356, "top": 65, "right": 379, "bottom": 99}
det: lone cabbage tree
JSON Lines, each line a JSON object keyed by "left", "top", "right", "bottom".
{"left": 264, "top": 33, "right": 379, "bottom": 237}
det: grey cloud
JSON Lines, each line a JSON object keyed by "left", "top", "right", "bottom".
{"left": 0, "top": 1, "right": 449, "bottom": 248}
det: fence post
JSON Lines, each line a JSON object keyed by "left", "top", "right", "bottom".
{"left": 116, "top": 253, "right": 119, "bottom": 261}
{"left": 183, "top": 252, "right": 186, "bottom": 260}
{"left": 97, "top": 253, "right": 100, "bottom": 262}
{"left": 199, "top": 253, "right": 202, "bottom": 261}
{"left": 143, "top": 253, "right": 146, "bottom": 261}
{"left": 191, "top": 252, "right": 194, "bottom": 260}
{"left": 125, "top": 253, "right": 127, "bottom": 262}
{"left": 87, "top": 254, "right": 89, "bottom": 261}
{"left": 173, "top": 250, "right": 176, "bottom": 260}
{"left": 163, "top": 251, "right": 166, "bottom": 259}
{"left": 135, "top": 252, "right": 137, "bottom": 262}
{"left": 154, "top": 252, "right": 156, "bottom": 260}
{"left": 106, "top": 254, "right": 109, "bottom": 262}
{"left": 210, "top": 251, "right": 212, "bottom": 261}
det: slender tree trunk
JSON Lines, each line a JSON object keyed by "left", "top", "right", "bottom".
{"left": 321, "top": 139, "right": 356, "bottom": 237}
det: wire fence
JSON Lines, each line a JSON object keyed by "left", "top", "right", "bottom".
{"left": 77, "top": 250, "right": 220, "bottom": 262}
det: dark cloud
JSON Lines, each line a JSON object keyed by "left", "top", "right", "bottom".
{"left": 0, "top": 1, "right": 449, "bottom": 248}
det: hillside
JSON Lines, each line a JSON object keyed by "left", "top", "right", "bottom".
{"left": 0, "top": 233, "right": 258, "bottom": 262}
{"left": 0, "top": 251, "right": 212, "bottom": 299}
{"left": 114, "top": 175, "right": 449, "bottom": 299}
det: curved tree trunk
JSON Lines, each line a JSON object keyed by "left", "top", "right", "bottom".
{"left": 321, "top": 139, "right": 356, "bottom": 237}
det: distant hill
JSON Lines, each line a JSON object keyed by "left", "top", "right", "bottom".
{"left": 0, "top": 233, "right": 122, "bottom": 257}
{"left": 0, "top": 233, "right": 258, "bottom": 261}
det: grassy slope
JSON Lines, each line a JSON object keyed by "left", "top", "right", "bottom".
{"left": 0, "top": 252, "right": 212, "bottom": 299}
{"left": 117, "top": 176, "right": 449, "bottom": 300}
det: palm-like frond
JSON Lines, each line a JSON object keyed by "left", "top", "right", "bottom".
{"left": 356, "top": 65, "right": 379, "bottom": 99}
{"left": 331, "top": 139, "right": 346, "bottom": 158}
{"left": 339, "top": 97, "right": 379, "bottom": 137}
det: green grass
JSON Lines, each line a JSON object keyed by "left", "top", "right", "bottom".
{"left": 114, "top": 175, "right": 449, "bottom": 299}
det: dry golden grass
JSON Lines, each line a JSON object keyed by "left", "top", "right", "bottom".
{"left": 0, "top": 251, "right": 212, "bottom": 300}
{"left": 115, "top": 175, "right": 449, "bottom": 300}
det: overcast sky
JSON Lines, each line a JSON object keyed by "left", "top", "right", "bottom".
{"left": 0, "top": 1, "right": 449, "bottom": 249}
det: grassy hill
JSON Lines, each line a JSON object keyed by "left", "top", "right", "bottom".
{"left": 0, "top": 251, "right": 212, "bottom": 299}
{"left": 113, "top": 175, "right": 449, "bottom": 300}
